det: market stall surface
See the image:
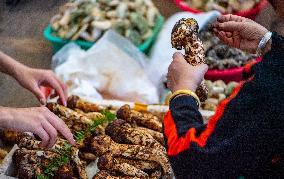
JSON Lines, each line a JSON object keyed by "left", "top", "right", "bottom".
{"left": 0, "top": 0, "right": 283, "bottom": 108}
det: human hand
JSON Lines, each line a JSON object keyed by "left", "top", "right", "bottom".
{"left": 14, "top": 66, "right": 67, "bottom": 106}
{"left": 0, "top": 106, "right": 75, "bottom": 148}
{"left": 167, "top": 52, "right": 208, "bottom": 93}
{"left": 212, "top": 14, "right": 269, "bottom": 54}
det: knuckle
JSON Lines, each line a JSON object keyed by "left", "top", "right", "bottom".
{"left": 51, "top": 129, "right": 58, "bottom": 138}
{"left": 173, "top": 52, "right": 182, "bottom": 59}
{"left": 38, "top": 115, "right": 46, "bottom": 122}
{"left": 43, "top": 136, "right": 49, "bottom": 142}
{"left": 40, "top": 107, "right": 49, "bottom": 113}
{"left": 47, "top": 70, "right": 53, "bottom": 74}
{"left": 59, "top": 124, "right": 67, "bottom": 133}
{"left": 33, "top": 127, "right": 41, "bottom": 135}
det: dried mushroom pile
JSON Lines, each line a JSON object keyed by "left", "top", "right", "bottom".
{"left": 13, "top": 95, "right": 172, "bottom": 179}
{"left": 0, "top": 148, "right": 8, "bottom": 162}
{"left": 202, "top": 80, "right": 238, "bottom": 111}
{"left": 51, "top": 0, "right": 160, "bottom": 46}
{"left": 185, "top": 0, "right": 260, "bottom": 13}
{"left": 0, "top": 130, "right": 19, "bottom": 162}
{"left": 200, "top": 31, "right": 256, "bottom": 70}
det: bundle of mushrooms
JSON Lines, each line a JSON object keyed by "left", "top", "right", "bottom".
{"left": 14, "top": 134, "right": 87, "bottom": 179}
{"left": 12, "top": 95, "right": 173, "bottom": 179}
{"left": 50, "top": 0, "right": 160, "bottom": 45}
{"left": 185, "top": 0, "right": 261, "bottom": 13}
{"left": 91, "top": 104, "right": 172, "bottom": 178}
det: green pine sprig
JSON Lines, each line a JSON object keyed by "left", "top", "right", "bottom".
{"left": 74, "top": 110, "right": 116, "bottom": 142}
{"left": 36, "top": 110, "right": 116, "bottom": 179}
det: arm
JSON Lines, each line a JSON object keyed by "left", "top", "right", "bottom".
{"left": 0, "top": 51, "right": 67, "bottom": 105}
{"left": 0, "top": 51, "right": 25, "bottom": 76}
{"left": 164, "top": 62, "right": 281, "bottom": 178}
{"left": 165, "top": 52, "right": 208, "bottom": 155}
{"left": 164, "top": 95, "right": 204, "bottom": 155}
{"left": 165, "top": 17, "right": 284, "bottom": 177}
{"left": 0, "top": 52, "right": 73, "bottom": 147}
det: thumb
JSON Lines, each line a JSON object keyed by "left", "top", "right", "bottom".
{"left": 32, "top": 86, "right": 46, "bottom": 105}
{"left": 172, "top": 52, "right": 187, "bottom": 63}
{"left": 216, "top": 21, "right": 242, "bottom": 32}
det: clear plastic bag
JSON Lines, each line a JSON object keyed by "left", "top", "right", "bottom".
{"left": 53, "top": 30, "right": 159, "bottom": 104}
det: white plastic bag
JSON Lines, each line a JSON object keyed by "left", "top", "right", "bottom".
{"left": 53, "top": 30, "right": 159, "bottom": 104}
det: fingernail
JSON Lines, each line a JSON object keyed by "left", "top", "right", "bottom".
{"left": 219, "top": 31, "right": 225, "bottom": 36}
{"left": 64, "top": 101, "right": 67, "bottom": 106}
{"left": 40, "top": 98, "right": 46, "bottom": 106}
{"left": 72, "top": 139, "right": 76, "bottom": 145}
{"left": 39, "top": 143, "right": 43, "bottom": 148}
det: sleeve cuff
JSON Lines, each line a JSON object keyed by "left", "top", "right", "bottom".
{"left": 169, "top": 95, "right": 199, "bottom": 111}
{"left": 271, "top": 32, "right": 284, "bottom": 55}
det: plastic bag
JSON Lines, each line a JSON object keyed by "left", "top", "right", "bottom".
{"left": 53, "top": 30, "right": 159, "bottom": 104}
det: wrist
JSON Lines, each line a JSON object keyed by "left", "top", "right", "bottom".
{"left": 172, "top": 84, "right": 198, "bottom": 93}
{"left": 256, "top": 31, "right": 272, "bottom": 56}
{"left": 12, "top": 64, "right": 29, "bottom": 81}
{"left": 0, "top": 52, "right": 27, "bottom": 78}
{"left": 169, "top": 89, "right": 200, "bottom": 107}
{"left": 262, "top": 39, "right": 272, "bottom": 55}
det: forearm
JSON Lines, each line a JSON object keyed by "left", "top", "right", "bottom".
{"left": 262, "top": 39, "right": 272, "bottom": 55}
{"left": 0, "top": 51, "right": 27, "bottom": 78}
{"left": 168, "top": 95, "right": 204, "bottom": 135}
{"left": 163, "top": 95, "right": 205, "bottom": 156}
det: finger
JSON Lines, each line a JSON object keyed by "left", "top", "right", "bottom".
{"left": 226, "top": 32, "right": 233, "bottom": 38}
{"left": 214, "top": 28, "right": 233, "bottom": 39}
{"left": 198, "top": 63, "right": 209, "bottom": 73}
{"left": 215, "top": 30, "right": 234, "bottom": 47}
{"left": 173, "top": 52, "right": 183, "bottom": 59}
{"left": 217, "top": 14, "right": 244, "bottom": 23}
{"left": 31, "top": 84, "right": 46, "bottom": 106}
{"left": 213, "top": 28, "right": 218, "bottom": 35}
{"left": 46, "top": 110, "right": 75, "bottom": 145}
{"left": 215, "top": 30, "right": 228, "bottom": 42}
{"left": 53, "top": 75, "right": 68, "bottom": 101}
{"left": 45, "top": 77, "right": 67, "bottom": 106}
{"left": 34, "top": 127, "right": 49, "bottom": 148}
{"left": 232, "top": 31, "right": 240, "bottom": 48}
{"left": 216, "top": 21, "right": 242, "bottom": 32}
{"left": 41, "top": 120, "right": 58, "bottom": 148}
{"left": 172, "top": 52, "right": 184, "bottom": 61}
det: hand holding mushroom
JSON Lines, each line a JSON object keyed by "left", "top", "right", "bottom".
{"left": 170, "top": 18, "right": 209, "bottom": 102}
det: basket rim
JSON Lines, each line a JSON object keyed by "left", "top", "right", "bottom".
{"left": 206, "top": 66, "right": 243, "bottom": 76}
{"left": 174, "top": 0, "right": 268, "bottom": 17}
{"left": 43, "top": 15, "right": 165, "bottom": 52}
{"left": 206, "top": 57, "right": 262, "bottom": 75}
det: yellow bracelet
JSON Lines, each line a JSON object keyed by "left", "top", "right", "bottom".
{"left": 169, "top": 89, "right": 201, "bottom": 107}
